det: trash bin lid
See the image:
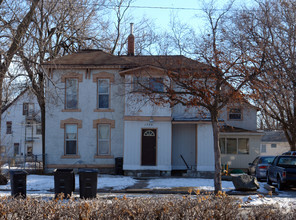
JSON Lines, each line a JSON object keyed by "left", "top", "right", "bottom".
{"left": 9, "top": 170, "right": 28, "bottom": 175}
{"left": 78, "top": 168, "right": 98, "bottom": 173}
{"left": 54, "top": 169, "right": 74, "bottom": 173}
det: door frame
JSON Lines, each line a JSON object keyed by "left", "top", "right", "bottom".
{"left": 141, "top": 128, "right": 157, "bottom": 166}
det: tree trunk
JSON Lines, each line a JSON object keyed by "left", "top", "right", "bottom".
{"left": 211, "top": 111, "right": 222, "bottom": 193}
{"left": 0, "top": 76, "right": 3, "bottom": 149}
{"left": 41, "top": 103, "right": 45, "bottom": 173}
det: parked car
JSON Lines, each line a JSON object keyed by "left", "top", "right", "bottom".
{"left": 282, "top": 151, "right": 296, "bottom": 156}
{"left": 248, "top": 156, "right": 275, "bottom": 181}
{"left": 266, "top": 155, "right": 296, "bottom": 190}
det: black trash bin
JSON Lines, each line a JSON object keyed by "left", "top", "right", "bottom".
{"left": 54, "top": 169, "right": 75, "bottom": 198}
{"left": 10, "top": 170, "right": 27, "bottom": 198}
{"left": 79, "top": 169, "right": 98, "bottom": 199}
{"left": 115, "top": 157, "right": 123, "bottom": 175}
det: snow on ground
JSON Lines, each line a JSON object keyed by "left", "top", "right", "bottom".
{"left": 147, "top": 178, "right": 234, "bottom": 191}
{"left": 0, "top": 174, "right": 136, "bottom": 193}
{"left": 0, "top": 174, "right": 296, "bottom": 208}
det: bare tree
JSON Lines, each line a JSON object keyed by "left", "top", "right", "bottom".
{"left": 134, "top": 1, "right": 265, "bottom": 192}
{"left": 236, "top": 0, "right": 296, "bottom": 150}
{"left": 18, "top": 0, "right": 101, "bottom": 171}
{"left": 0, "top": 0, "right": 40, "bottom": 147}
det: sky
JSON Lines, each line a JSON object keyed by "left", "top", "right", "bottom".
{"left": 130, "top": 0, "right": 257, "bottom": 31}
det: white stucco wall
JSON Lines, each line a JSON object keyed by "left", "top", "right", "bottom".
{"left": 220, "top": 105, "right": 257, "bottom": 131}
{"left": 124, "top": 75, "right": 171, "bottom": 117}
{"left": 197, "top": 123, "right": 215, "bottom": 171}
{"left": 260, "top": 142, "right": 290, "bottom": 156}
{"left": 45, "top": 69, "right": 124, "bottom": 167}
{"left": 123, "top": 121, "right": 172, "bottom": 171}
{"left": 1, "top": 90, "right": 42, "bottom": 157}
{"left": 220, "top": 134, "right": 262, "bottom": 169}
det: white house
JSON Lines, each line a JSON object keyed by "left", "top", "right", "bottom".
{"left": 1, "top": 89, "right": 42, "bottom": 160}
{"left": 43, "top": 25, "right": 262, "bottom": 176}
{"left": 260, "top": 130, "right": 290, "bottom": 156}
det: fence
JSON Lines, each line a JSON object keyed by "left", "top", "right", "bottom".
{"left": 0, "top": 154, "right": 43, "bottom": 174}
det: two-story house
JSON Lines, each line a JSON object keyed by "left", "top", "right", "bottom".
{"left": 43, "top": 25, "right": 262, "bottom": 175}
{"left": 1, "top": 89, "right": 42, "bottom": 160}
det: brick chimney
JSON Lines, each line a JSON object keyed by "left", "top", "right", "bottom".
{"left": 127, "top": 23, "right": 134, "bottom": 56}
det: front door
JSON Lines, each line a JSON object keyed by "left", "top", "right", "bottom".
{"left": 141, "top": 129, "right": 157, "bottom": 166}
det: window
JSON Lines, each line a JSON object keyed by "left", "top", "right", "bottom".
{"left": 6, "top": 121, "right": 12, "bottom": 134}
{"left": 36, "top": 124, "right": 42, "bottom": 135}
{"left": 219, "top": 138, "right": 249, "bottom": 154}
{"left": 98, "top": 124, "right": 110, "bottom": 155}
{"left": 65, "top": 78, "right": 78, "bottom": 109}
{"left": 271, "top": 143, "right": 277, "bottom": 148}
{"left": 27, "top": 146, "right": 33, "bottom": 156}
{"left": 228, "top": 108, "right": 242, "bottom": 120}
{"left": 133, "top": 76, "right": 164, "bottom": 92}
{"left": 98, "top": 79, "right": 109, "bottom": 109}
{"left": 65, "top": 124, "right": 77, "bottom": 155}
{"left": 261, "top": 144, "right": 267, "bottom": 153}
{"left": 23, "top": 103, "right": 34, "bottom": 116}
{"left": 0, "top": 146, "right": 6, "bottom": 154}
{"left": 149, "top": 78, "right": 164, "bottom": 92}
{"left": 14, "top": 143, "right": 20, "bottom": 156}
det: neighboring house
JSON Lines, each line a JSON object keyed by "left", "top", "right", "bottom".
{"left": 260, "top": 130, "right": 290, "bottom": 156}
{"left": 1, "top": 89, "right": 42, "bottom": 159}
{"left": 43, "top": 25, "right": 262, "bottom": 175}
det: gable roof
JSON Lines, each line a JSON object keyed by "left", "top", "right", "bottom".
{"left": 2, "top": 88, "right": 28, "bottom": 113}
{"left": 261, "top": 130, "right": 288, "bottom": 142}
{"left": 42, "top": 49, "right": 207, "bottom": 71}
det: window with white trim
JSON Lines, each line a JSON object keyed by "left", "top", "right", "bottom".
{"left": 98, "top": 79, "right": 109, "bottom": 109}
{"left": 133, "top": 76, "right": 164, "bottom": 92}
{"left": 65, "top": 78, "right": 78, "bottom": 109}
{"left": 271, "top": 143, "right": 277, "bottom": 148}
{"left": 219, "top": 138, "right": 249, "bottom": 154}
{"left": 65, "top": 124, "right": 77, "bottom": 155}
{"left": 228, "top": 108, "right": 242, "bottom": 120}
{"left": 261, "top": 144, "right": 266, "bottom": 153}
{"left": 98, "top": 124, "right": 110, "bottom": 155}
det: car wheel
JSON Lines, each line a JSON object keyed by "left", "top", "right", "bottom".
{"left": 277, "top": 177, "right": 285, "bottom": 190}
{"left": 267, "top": 173, "right": 272, "bottom": 185}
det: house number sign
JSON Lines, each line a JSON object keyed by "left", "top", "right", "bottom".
{"left": 144, "top": 123, "right": 153, "bottom": 126}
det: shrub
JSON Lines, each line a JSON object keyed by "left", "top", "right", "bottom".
{"left": 0, "top": 192, "right": 294, "bottom": 219}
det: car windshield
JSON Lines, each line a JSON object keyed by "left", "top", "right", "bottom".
{"left": 278, "top": 157, "right": 296, "bottom": 166}
{"left": 260, "top": 157, "right": 275, "bottom": 164}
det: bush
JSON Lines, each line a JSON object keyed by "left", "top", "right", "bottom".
{"left": 0, "top": 192, "right": 294, "bottom": 219}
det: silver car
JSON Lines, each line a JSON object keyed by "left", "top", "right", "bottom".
{"left": 248, "top": 156, "right": 275, "bottom": 181}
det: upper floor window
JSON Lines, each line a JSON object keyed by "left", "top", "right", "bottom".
{"left": 219, "top": 137, "right": 249, "bottom": 154}
{"left": 65, "top": 124, "right": 77, "bottom": 155}
{"left": 6, "top": 121, "right": 12, "bottom": 134}
{"left": 228, "top": 108, "right": 242, "bottom": 120}
{"left": 65, "top": 78, "right": 78, "bottom": 109}
{"left": 98, "top": 79, "right": 109, "bottom": 109}
{"left": 23, "top": 103, "right": 34, "bottom": 116}
{"left": 133, "top": 76, "right": 164, "bottom": 92}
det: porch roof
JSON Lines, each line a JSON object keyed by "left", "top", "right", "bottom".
{"left": 172, "top": 117, "right": 223, "bottom": 123}
{"left": 220, "top": 125, "right": 263, "bottom": 134}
